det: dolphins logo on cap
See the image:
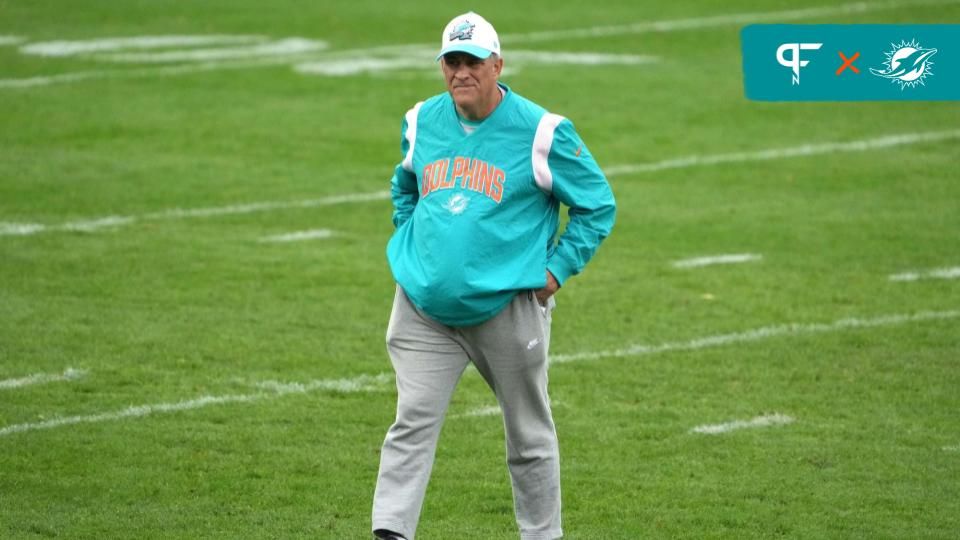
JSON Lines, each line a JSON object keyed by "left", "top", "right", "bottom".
{"left": 870, "top": 39, "right": 937, "bottom": 90}
{"left": 449, "top": 21, "right": 475, "bottom": 41}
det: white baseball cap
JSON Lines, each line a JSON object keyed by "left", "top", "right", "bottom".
{"left": 436, "top": 12, "right": 501, "bottom": 61}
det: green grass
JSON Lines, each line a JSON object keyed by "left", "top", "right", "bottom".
{"left": 2, "top": 1, "right": 959, "bottom": 538}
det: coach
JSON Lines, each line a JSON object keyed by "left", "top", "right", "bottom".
{"left": 372, "top": 11, "right": 616, "bottom": 540}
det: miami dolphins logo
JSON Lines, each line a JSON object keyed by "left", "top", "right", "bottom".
{"left": 870, "top": 39, "right": 937, "bottom": 90}
{"left": 449, "top": 21, "right": 475, "bottom": 41}
{"left": 442, "top": 193, "right": 470, "bottom": 215}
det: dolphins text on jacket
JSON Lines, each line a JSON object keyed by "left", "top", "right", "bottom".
{"left": 421, "top": 156, "right": 506, "bottom": 203}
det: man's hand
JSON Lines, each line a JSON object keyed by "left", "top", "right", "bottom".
{"left": 534, "top": 270, "right": 559, "bottom": 306}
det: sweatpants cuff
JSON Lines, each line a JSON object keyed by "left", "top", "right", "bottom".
{"left": 372, "top": 518, "right": 411, "bottom": 540}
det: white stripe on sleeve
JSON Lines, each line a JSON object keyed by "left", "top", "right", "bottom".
{"left": 402, "top": 101, "right": 424, "bottom": 172}
{"left": 532, "top": 113, "right": 566, "bottom": 193}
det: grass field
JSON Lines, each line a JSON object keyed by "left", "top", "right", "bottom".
{"left": 2, "top": 1, "right": 959, "bottom": 538}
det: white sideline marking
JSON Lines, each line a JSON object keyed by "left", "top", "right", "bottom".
{"left": 605, "top": 129, "right": 960, "bottom": 177}
{"left": 944, "top": 445, "right": 960, "bottom": 452}
{"left": 0, "top": 373, "right": 392, "bottom": 437}
{"left": 2, "top": 310, "right": 956, "bottom": 437}
{"left": 889, "top": 267, "right": 960, "bottom": 282}
{"left": 672, "top": 253, "right": 762, "bottom": 268}
{"left": 0, "top": 368, "right": 87, "bottom": 390}
{"left": 3, "top": 1, "right": 952, "bottom": 88}
{"left": 550, "top": 309, "right": 960, "bottom": 364}
{"left": 0, "top": 36, "right": 25, "bottom": 46}
{"left": 691, "top": 413, "right": 794, "bottom": 435}
{"left": 0, "top": 191, "right": 390, "bottom": 237}
{"left": 259, "top": 229, "right": 336, "bottom": 243}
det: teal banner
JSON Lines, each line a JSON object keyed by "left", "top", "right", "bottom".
{"left": 741, "top": 25, "right": 960, "bottom": 101}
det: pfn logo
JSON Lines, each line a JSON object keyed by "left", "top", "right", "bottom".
{"left": 776, "top": 42, "right": 823, "bottom": 85}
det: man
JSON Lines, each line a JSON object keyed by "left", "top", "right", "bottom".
{"left": 372, "top": 11, "right": 615, "bottom": 540}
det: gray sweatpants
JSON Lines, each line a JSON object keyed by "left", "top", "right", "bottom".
{"left": 372, "top": 287, "right": 562, "bottom": 540}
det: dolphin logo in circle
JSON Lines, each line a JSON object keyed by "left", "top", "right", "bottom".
{"left": 870, "top": 40, "right": 938, "bottom": 89}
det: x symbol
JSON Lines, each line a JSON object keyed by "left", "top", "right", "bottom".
{"left": 836, "top": 51, "right": 860, "bottom": 75}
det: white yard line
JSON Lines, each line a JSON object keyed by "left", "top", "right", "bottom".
{"left": 255, "top": 373, "right": 390, "bottom": 394}
{"left": 672, "top": 253, "right": 762, "bottom": 268}
{"left": 0, "top": 394, "right": 262, "bottom": 437}
{"left": 0, "top": 368, "right": 87, "bottom": 390}
{"left": 259, "top": 229, "right": 337, "bottom": 243}
{"left": 889, "top": 266, "right": 960, "bottom": 282}
{"left": 0, "top": 49, "right": 338, "bottom": 89}
{"left": 20, "top": 35, "right": 268, "bottom": 57}
{"left": 690, "top": 413, "right": 795, "bottom": 435}
{"left": 0, "top": 36, "right": 26, "bottom": 46}
{"left": 3, "top": 1, "right": 953, "bottom": 89}
{"left": 97, "top": 38, "right": 327, "bottom": 63}
{"left": 0, "top": 191, "right": 390, "bottom": 236}
{"left": 0, "top": 373, "right": 392, "bottom": 437}
{"left": 450, "top": 405, "right": 503, "bottom": 419}
{"left": 550, "top": 309, "right": 960, "bottom": 364}
{"left": 4, "top": 126, "right": 957, "bottom": 239}
{"left": 2, "top": 310, "right": 956, "bottom": 437}
{"left": 944, "top": 445, "right": 960, "bottom": 452}
{"left": 503, "top": 0, "right": 958, "bottom": 42}
{"left": 605, "top": 129, "right": 960, "bottom": 177}
{"left": 0, "top": 222, "right": 47, "bottom": 235}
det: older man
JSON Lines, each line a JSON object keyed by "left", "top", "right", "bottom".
{"left": 372, "top": 11, "right": 615, "bottom": 540}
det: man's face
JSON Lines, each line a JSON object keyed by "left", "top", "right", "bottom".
{"left": 441, "top": 52, "right": 503, "bottom": 113}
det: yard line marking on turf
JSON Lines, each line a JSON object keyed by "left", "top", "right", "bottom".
{"left": 2, "top": 310, "right": 956, "bottom": 436}
{"left": 259, "top": 229, "right": 337, "bottom": 243}
{"left": 143, "top": 190, "right": 390, "bottom": 220}
{"left": 0, "top": 373, "right": 392, "bottom": 437}
{"left": 0, "top": 394, "right": 261, "bottom": 437}
{"left": 255, "top": 374, "right": 390, "bottom": 394}
{"left": 0, "top": 36, "right": 26, "bottom": 46}
{"left": 550, "top": 309, "right": 960, "bottom": 364}
{"left": 889, "top": 266, "right": 960, "bottom": 282}
{"left": 672, "top": 253, "right": 762, "bottom": 268}
{"left": 502, "top": 0, "right": 959, "bottom": 43}
{"left": 943, "top": 445, "right": 960, "bottom": 452}
{"left": 10, "top": 128, "right": 953, "bottom": 238}
{"left": 294, "top": 49, "right": 657, "bottom": 76}
{"left": 4, "top": 126, "right": 957, "bottom": 239}
{"left": 3, "top": 0, "right": 955, "bottom": 89}
{"left": 0, "top": 368, "right": 87, "bottom": 390}
{"left": 0, "top": 222, "right": 47, "bottom": 235}
{"left": 605, "top": 129, "right": 960, "bottom": 177}
{"left": 690, "top": 413, "right": 795, "bottom": 435}
{"left": 0, "top": 49, "right": 338, "bottom": 89}
{"left": 0, "top": 191, "right": 390, "bottom": 237}
{"left": 450, "top": 406, "right": 503, "bottom": 419}
{"left": 95, "top": 38, "right": 326, "bottom": 63}
{"left": 20, "top": 35, "right": 268, "bottom": 57}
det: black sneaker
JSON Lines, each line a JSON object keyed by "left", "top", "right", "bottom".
{"left": 373, "top": 529, "right": 405, "bottom": 540}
